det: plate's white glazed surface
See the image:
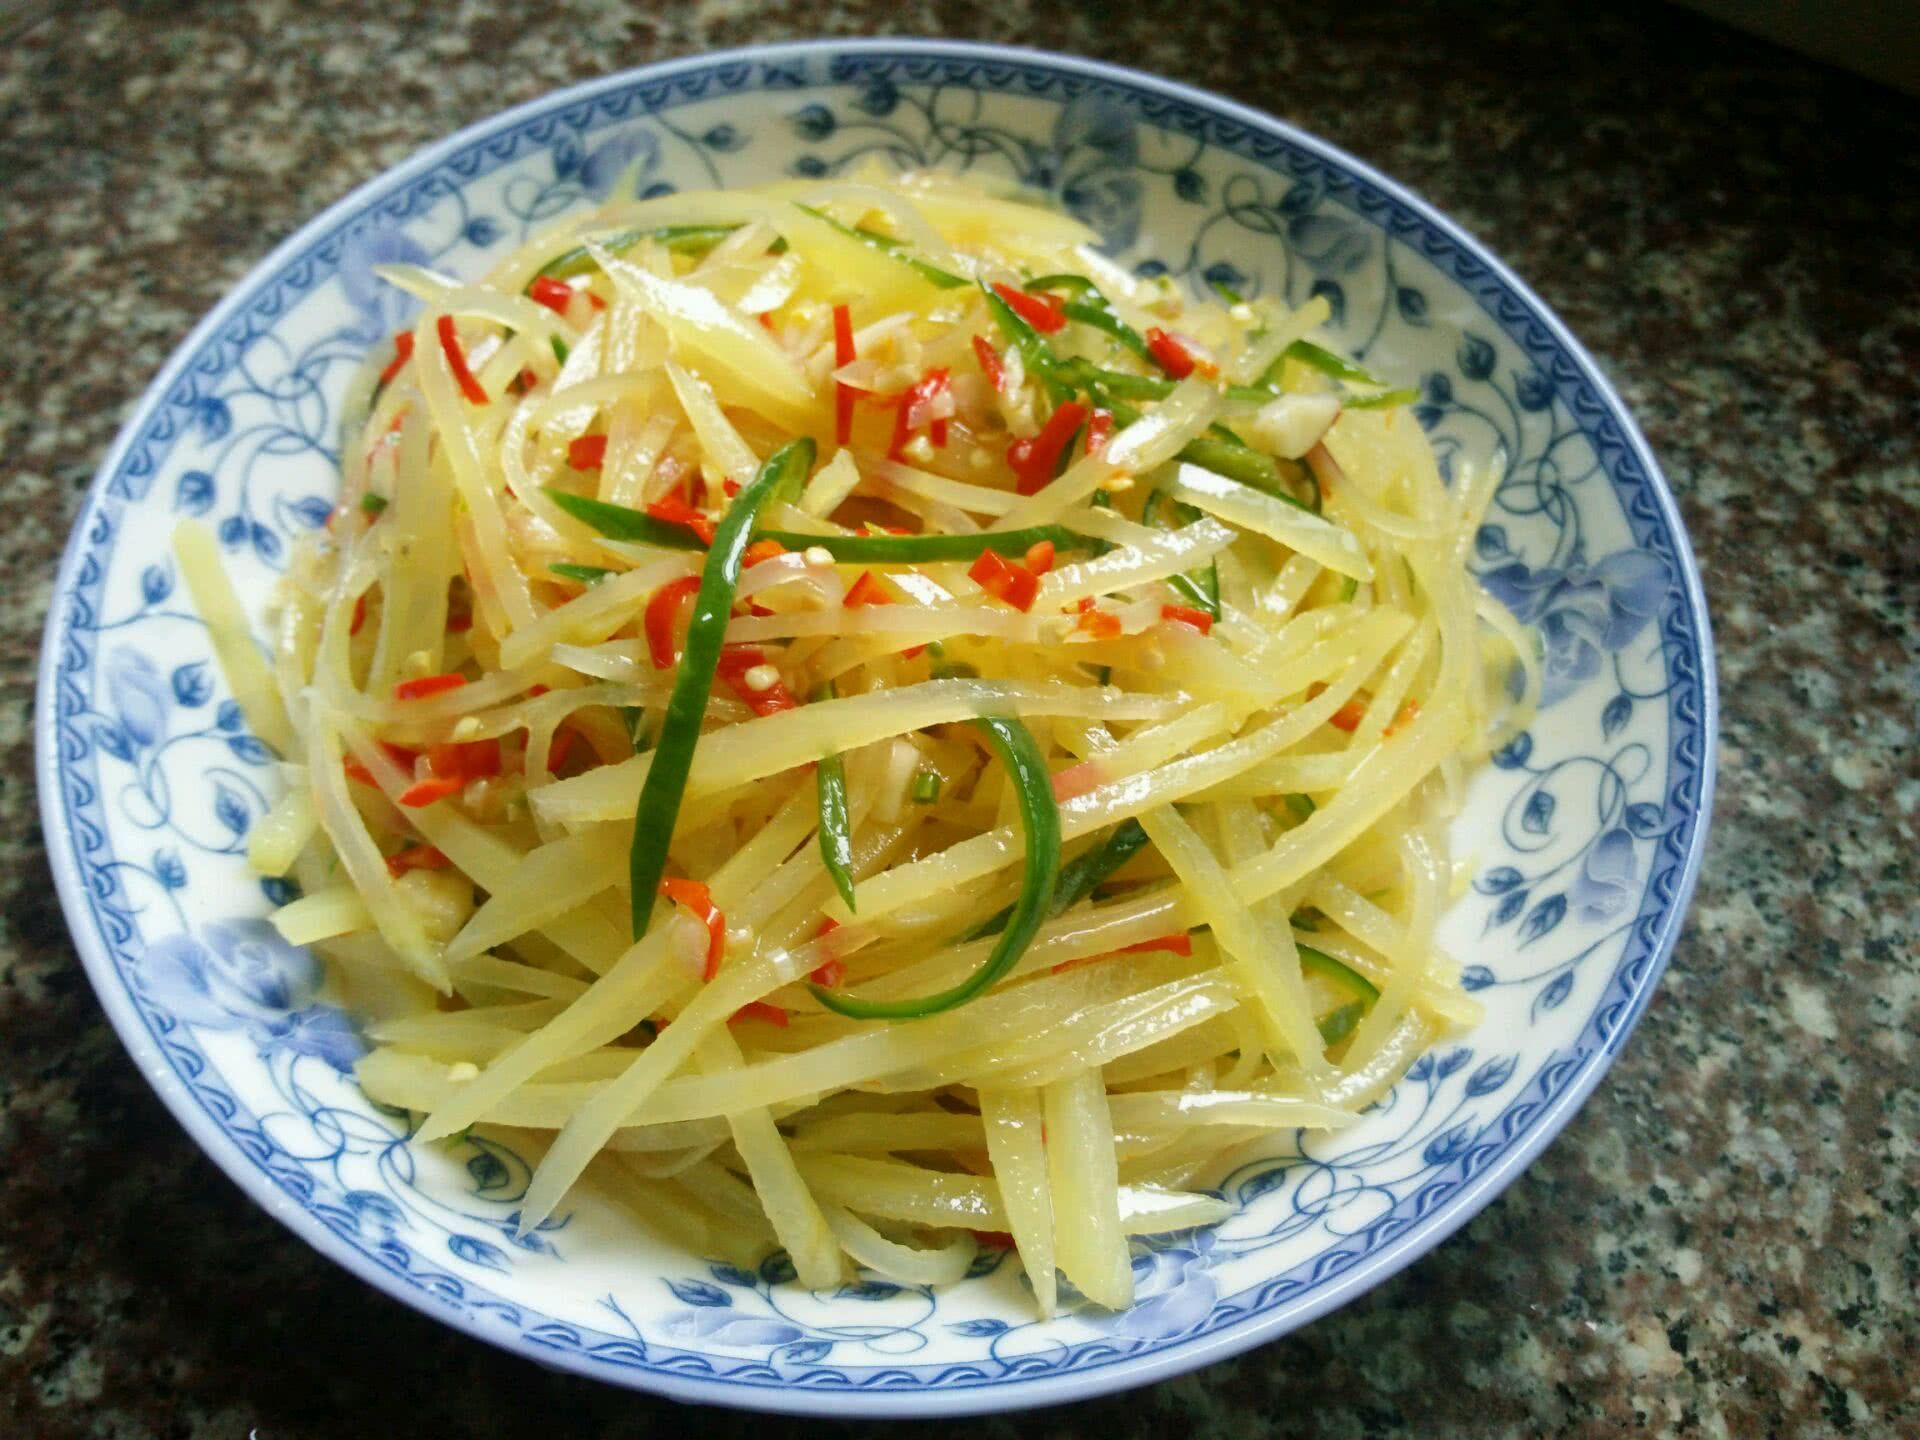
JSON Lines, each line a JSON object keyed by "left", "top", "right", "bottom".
{"left": 36, "top": 41, "right": 1714, "bottom": 1415}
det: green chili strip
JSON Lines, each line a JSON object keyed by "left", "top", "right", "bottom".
{"left": 795, "top": 204, "right": 968, "bottom": 289}
{"left": 1026, "top": 274, "right": 1154, "bottom": 363}
{"left": 812, "top": 681, "right": 858, "bottom": 913}
{"left": 967, "top": 816, "right": 1148, "bottom": 941}
{"left": 911, "top": 769, "right": 942, "bottom": 804}
{"left": 626, "top": 439, "right": 816, "bottom": 936}
{"left": 756, "top": 525, "right": 1094, "bottom": 564}
{"left": 1053, "top": 357, "right": 1274, "bottom": 407}
{"left": 1209, "top": 278, "right": 1246, "bottom": 306}
{"left": 1300, "top": 943, "right": 1380, "bottom": 1046}
{"left": 1282, "top": 792, "right": 1316, "bottom": 821}
{"left": 550, "top": 335, "right": 570, "bottom": 366}
{"left": 812, "top": 714, "right": 1059, "bottom": 1020}
{"left": 1275, "top": 339, "right": 1389, "bottom": 389}
{"left": 535, "top": 224, "right": 745, "bottom": 282}
{"left": 1338, "top": 575, "right": 1360, "bottom": 603}
{"left": 1343, "top": 387, "right": 1421, "bottom": 411}
{"left": 360, "top": 493, "right": 388, "bottom": 516}
{"left": 544, "top": 487, "right": 707, "bottom": 550}
{"left": 1141, "top": 488, "right": 1220, "bottom": 620}
{"left": 548, "top": 562, "right": 614, "bottom": 584}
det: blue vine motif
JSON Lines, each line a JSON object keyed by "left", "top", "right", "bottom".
{"left": 43, "top": 47, "right": 1710, "bottom": 1403}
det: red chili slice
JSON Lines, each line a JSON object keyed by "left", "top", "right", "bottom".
{"left": 397, "top": 774, "right": 464, "bottom": 808}
{"left": 991, "top": 282, "right": 1067, "bottom": 334}
{"left": 843, "top": 570, "right": 893, "bottom": 608}
{"left": 967, "top": 549, "right": 1040, "bottom": 612}
{"left": 1160, "top": 603, "right": 1214, "bottom": 635}
{"left": 833, "top": 302, "right": 857, "bottom": 447}
{"left": 646, "top": 494, "right": 717, "bottom": 546}
{"left": 528, "top": 276, "right": 575, "bottom": 315}
{"left": 385, "top": 844, "right": 451, "bottom": 878}
{"left": 393, "top": 672, "right": 467, "bottom": 701}
{"left": 644, "top": 575, "right": 703, "bottom": 670}
{"left": 436, "top": 315, "right": 489, "bottom": 405}
{"left": 568, "top": 434, "right": 608, "bottom": 470}
{"left": 715, "top": 645, "right": 799, "bottom": 716}
{"left": 659, "top": 877, "right": 726, "bottom": 979}
{"left": 971, "top": 333, "right": 1006, "bottom": 389}
{"left": 1117, "top": 933, "right": 1194, "bottom": 957}
{"left": 888, "top": 368, "right": 952, "bottom": 460}
{"left": 729, "top": 1001, "right": 790, "bottom": 1029}
{"left": 1145, "top": 327, "right": 1200, "bottom": 379}
{"left": 1007, "top": 401, "right": 1089, "bottom": 495}
{"left": 378, "top": 331, "right": 414, "bottom": 386}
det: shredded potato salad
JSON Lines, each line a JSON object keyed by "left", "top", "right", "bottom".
{"left": 179, "top": 169, "right": 1537, "bottom": 1312}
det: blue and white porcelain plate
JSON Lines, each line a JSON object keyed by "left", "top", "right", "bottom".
{"left": 35, "top": 41, "right": 1715, "bottom": 1415}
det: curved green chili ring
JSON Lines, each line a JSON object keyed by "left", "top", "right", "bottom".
{"left": 966, "top": 816, "right": 1148, "bottom": 942}
{"left": 813, "top": 682, "right": 858, "bottom": 913}
{"left": 1299, "top": 943, "right": 1378, "bottom": 1046}
{"left": 627, "top": 439, "right": 816, "bottom": 936}
{"left": 1275, "top": 338, "right": 1388, "bottom": 389}
{"left": 795, "top": 205, "right": 969, "bottom": 289}
{"left": 1316, "top": 1000, "right": 1367, "bottom": 1046}
{"left": 535, "top": 224, "right": 745, "bottom": 282}
{"left": 755, "top": 525, "right": 1095, "bottom": 564}
{"left": 811, "top": 714, "right": 1059, "bottom": 1020}
{"left": 548, "top": 561, "right": 614, "bottom": 584}
{"left": 544, "top": 487, "right": 707, "bottom": 550}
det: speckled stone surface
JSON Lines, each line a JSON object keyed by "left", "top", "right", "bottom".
{"left": 2, "top": 2, "right": 1915, "bottom": 1436}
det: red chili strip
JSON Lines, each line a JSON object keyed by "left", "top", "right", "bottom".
{"left": 660, "top": 877, "right": 726, "bottom": 979}
{"left": 971, "top": 333, "right": 1006, "bottom": 389}
{"left": 528, "top": 276, "right": 575, "bottom": 315}
{"left": 1145, "top": 327, "right": 1198, "bottom": 379}
{"left": 436, "top": 315, "right": 489, "bottom": 405}
{"left": 427, "top": 738, "right": 501, "bottom": 781}
{"left": 833, "top": 302, "right": 857, "bottom": 447}
{"left": 644, "top": 575, "right": 703, "bottom": 670}
{"left": 1160, "top": 604, "right": 1214, "bottom": 635}
{"left": 378, "top": 331, "right": 414, "bottom": 386}
{"left": 1117, "top": 933, "right": 1194, "bottom": 957}
{"left": 729, "top": 1001, "right": 790, "bottom": 1029}
{"left": 809, "top": 958, "right": 847, "bottom": 987}
{"left": 646, "top": 494, "right": 717, "bottom": 546}
{"left": 1087, "top": 408, "right": 1115, "bottom": 454}
{"left": 742, "top": 539, "right": 787, "bottom": 568}
{"left": 394, "top": 672, "right": 467, "bottom": 701}
{"left": 1007, "top": 401, "right": 1088, "bottom": 495}
{"left": 568, "top": 434, "right": 608, "bottom": 470}
{"left": 1023, "top": 540, "right": 1055, "bottom": 576}
{"left": 991, "top": 282, "right": 1066, "bottom": 334}
{"left": 349, "top": 592, "right": 368, "bottom": 637}
{"left": 889, "top": 367, "right": 952, "bottom": 460}
{"left": 385, "top": 844, "right": 451, "bottom": 878}
{"left": 843, "top": 570, "right": 893, "bottom": 608}
{"left": 715, "top": 645, "right": 799, "bottom": 716}
{"left": 967, "top": 549, "right": 1040, "bottom": 612}
{"left": 397, "top": 774, "right": 464, "bottom": 808}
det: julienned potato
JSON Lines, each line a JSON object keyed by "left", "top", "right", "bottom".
{"left": 175, "top": 167, "right": 1535, "bottom": 1315}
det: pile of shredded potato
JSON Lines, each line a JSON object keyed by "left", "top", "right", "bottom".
{"left": 177, "top": 169, "right": 1535, "bottom": 1312}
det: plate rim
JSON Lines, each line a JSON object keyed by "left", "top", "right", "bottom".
{"left": 35, "top": 36, "right": 1718, "bottom": 1417}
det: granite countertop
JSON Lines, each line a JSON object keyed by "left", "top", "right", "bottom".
{"left": 2, "top": 2, "right": 1914, "bottom": 1436}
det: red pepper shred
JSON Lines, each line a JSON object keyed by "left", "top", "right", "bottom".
{"left": 1006, "top": 401, "right": 1088, "bottom": 495}
{"left": 968, "top": 549, "right": 1041, "bottom": 612}
{"left": 971, "top": 333, "right": 1006, "bottom": 390}
{"left": 645, "top": 575, "right": 703, "bottom": 670}
{"left": 833, "top": 302, "right": 857, "bottom": 447}
{"left": 659, "top": 877, "right": 726, "bottom": 979}
{"left": 393, "top": 672, "right": 467, "bottom": 701}
{"left": 991, "top": 282, "right": 1067, "bottom": 334}
{"left": 1160, "top": 603, "right": 1214, "bottom": 635}
{"left": 435, "top": 315, "right": 489, "bottom": 405}
{"left": 378, "top": 331, "right": 415, "bottom": 386}
{"left": 568, "top": 434, "right": 608, "bottom": 470}
{"left": 527, "top": 276, "right": 575, "bottom": 316}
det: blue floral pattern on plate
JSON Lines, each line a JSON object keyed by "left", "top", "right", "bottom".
{"left": 36, "top": 42, "right": 1714, "bottom": 1417}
